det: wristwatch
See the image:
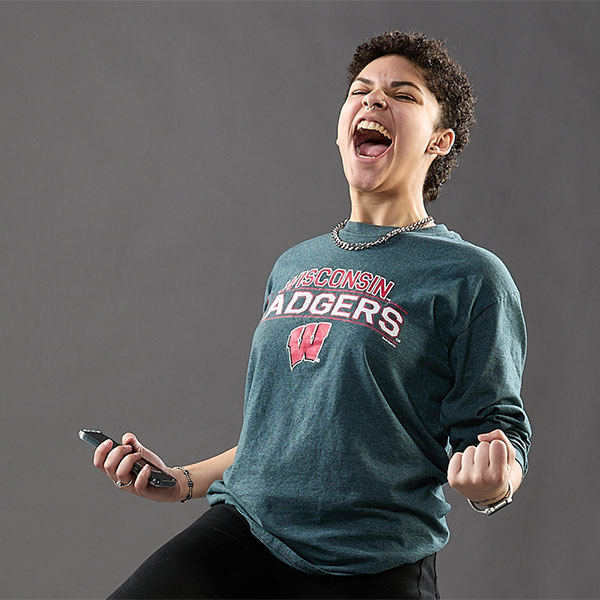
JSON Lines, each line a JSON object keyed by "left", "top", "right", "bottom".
{"left": 467, "top": 480, "right": 513, "bottom": 516}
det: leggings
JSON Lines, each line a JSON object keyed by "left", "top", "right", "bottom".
{"left": 107, "top": 502, "right": 440, "bottom": 599}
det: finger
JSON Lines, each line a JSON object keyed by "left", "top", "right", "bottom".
{"left": 134, "top": 464, "right": 152, "bottom": 493}
{"left": 478, "top": 429, "right": 516, "bottom": 462}
{"left": 474, "top": 441, "right": 491, "bottom": 471}
{"left": 93, "top": 439, "right": 113, "bottom": 469}
{"left": 116, "top": 452, "right": 142, "bottom": 485}
{"left": 104, "top": 444, "right": 133, "bottom": 480}
{"left": 447, "top": 451, "right": 462, "bottom": 480}
{"left": 489, "top": 439, "right": 509, "bottom": 476}
{"left": 462, "top": 445, "right": 476, "bottom": 465}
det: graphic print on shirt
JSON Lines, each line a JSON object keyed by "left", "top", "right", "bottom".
{"left": 262, "top": 267, "right": 406, "bottom": 348}
{"left": 286, "top": 322, "right": 332, "bottom": 370}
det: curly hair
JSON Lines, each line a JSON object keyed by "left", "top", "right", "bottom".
{"left": 344, "top": 29, "right": 477, "bottom": 204}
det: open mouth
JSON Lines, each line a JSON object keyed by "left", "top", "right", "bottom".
{"left": 353, "top": 125, "right": 393, "bottom": 159}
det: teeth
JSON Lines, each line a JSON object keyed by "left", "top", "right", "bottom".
{"left": 356, "top": 120, "right": 392, "bottom": 140}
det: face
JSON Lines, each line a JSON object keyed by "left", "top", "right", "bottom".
{"left": 336, "top": 54, "right": 449, "bottom": 196}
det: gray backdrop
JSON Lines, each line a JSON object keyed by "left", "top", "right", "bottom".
{"left": 1, "top": 1, "right": 598, "bottom": 598}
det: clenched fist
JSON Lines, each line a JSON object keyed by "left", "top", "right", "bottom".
{"left": 447, "top": 429, "right": 519, "bottom": 504}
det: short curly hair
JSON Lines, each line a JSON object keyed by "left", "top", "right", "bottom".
{"left": 344, "top": 29, "right": 477, "bottom": 204}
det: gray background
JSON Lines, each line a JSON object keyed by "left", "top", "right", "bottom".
{"left": 1, "top": 1, "right": 598, "bottom": 598}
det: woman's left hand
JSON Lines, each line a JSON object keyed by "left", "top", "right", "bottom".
{"left": 447, "top": 429, "right": 516, "bottom": 503}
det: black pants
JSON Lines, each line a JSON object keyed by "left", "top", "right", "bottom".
{"left": 107, "top": 502, "right": 440, "bottom": 599}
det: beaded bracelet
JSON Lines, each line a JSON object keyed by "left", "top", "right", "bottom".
{"left": 173, "top": 465, "right": 194, "bottom": 503}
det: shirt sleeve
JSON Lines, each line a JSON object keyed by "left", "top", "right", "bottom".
{"left": 440, "top": 291, "right": 532, "bottom": 480}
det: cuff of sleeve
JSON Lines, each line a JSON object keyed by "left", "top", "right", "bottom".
{"left": 512, "top": 444, "right": 528, "bottom": 482}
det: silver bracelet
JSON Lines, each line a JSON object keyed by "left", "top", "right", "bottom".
{"left": 467, "top": 480, "right": 513, "bottom": 516}
{"left": 173, "top": 465, "right": 194, "bottom": 503}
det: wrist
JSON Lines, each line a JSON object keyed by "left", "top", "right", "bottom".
{"left": 472, "top": 482, "right": 511, "bottom": 505}
{"left": 172, "top": 466, "right": 194, "bottom": 503}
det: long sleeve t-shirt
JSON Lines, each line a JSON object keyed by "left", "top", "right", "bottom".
{"left": 206, "top": 221, "right": 532, "bottom": 576}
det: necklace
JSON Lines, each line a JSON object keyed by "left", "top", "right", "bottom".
{"left": 331, "top": 216, "right": 435, "bottom": 251}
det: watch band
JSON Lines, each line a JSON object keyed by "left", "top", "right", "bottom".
{"left": 467, "top": 480, "right": 513, "bottom": 516}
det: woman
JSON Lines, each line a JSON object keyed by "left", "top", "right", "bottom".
{"left": 93, "top": 30, "right": 532, "bottom": 599}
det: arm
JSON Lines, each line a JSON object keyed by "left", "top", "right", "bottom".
{"left": 179, "top": 445, "right": 238, "bottom": 501}
{"left": 441, "top": 292, "right": 532, "bottom": 508}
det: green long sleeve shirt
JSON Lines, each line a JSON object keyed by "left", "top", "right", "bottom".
{"left": 206, "top": 221, "right": 532, "bottom": 575}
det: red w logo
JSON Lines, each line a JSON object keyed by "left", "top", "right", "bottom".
{"left": 286, "top": 322, "right": 332, "bottom": 370}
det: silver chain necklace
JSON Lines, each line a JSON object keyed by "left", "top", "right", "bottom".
{"left": 331, "top": 216, "right": 435, "bottom": 251}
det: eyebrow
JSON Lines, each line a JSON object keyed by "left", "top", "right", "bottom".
{"left": 353, "top": 77, "right": 424, "bottom": 96}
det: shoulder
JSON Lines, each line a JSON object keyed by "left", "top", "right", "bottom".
{"left": 436, "top": 228, "right": 522, "bottom": 300}
{"left": 269, "top": 232, "right": 331, "bottom": 269}
{"left": 261, "top": 232, "right": 330, "bottom": 293}
{"left": 422, "top": 230, "right": 527, "bottom": 345}
{"left": 460, "top": 241, "right": 520, "bottom": 297}
{"left": 438, "top": 233, "right": 525, "bottom": 334}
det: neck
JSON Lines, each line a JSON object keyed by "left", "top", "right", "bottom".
{"left": 348, "top": 190, "right": 434, "bottom": 228}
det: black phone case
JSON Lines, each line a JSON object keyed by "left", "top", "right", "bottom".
{"left": 79, "top": 429, "right": 177, "bottom": 487}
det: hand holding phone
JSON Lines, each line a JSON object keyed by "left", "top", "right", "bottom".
{"left": 80, "top": 429, "right": 187, "bottom": 503}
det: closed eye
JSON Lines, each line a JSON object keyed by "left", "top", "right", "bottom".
{"left": 350, "top": 91, "right": 414, "bottom": 101}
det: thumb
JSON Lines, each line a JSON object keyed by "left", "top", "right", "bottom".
{"left": 121, "top": 432, "right": 167, "bottom": 470}
{"left": 477, "top": 431, "right": 508, "bottom": 451}
{"left": 122, "top": 432, "right": 144, "bottom": 453}
{"left": 478, "top": 429, "right": 500, "bottom": 440}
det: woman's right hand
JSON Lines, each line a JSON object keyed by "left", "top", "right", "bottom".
{"left": 93, "top": 432, "right": 188, "bottom": 503}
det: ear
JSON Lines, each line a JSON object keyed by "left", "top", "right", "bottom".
{"left": 430, "top": 128, "right": 455, "bottom": 156}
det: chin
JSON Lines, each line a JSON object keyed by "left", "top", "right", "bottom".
{"left": 340, "top": 154, "right": 393, "bottom": 190}
{"left": 345, "top": 169, "right": 388, "bottom": 192}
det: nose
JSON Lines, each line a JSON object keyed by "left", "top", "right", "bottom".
{"left": 362, "top": 88, "right": 387, "bottom": 110}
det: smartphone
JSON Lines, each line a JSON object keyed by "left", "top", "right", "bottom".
{"left": 79, "top": 429, "right": 177, "bottom": 487}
